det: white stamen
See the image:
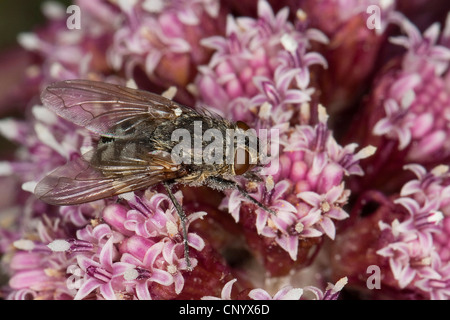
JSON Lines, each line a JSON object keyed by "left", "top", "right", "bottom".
{"left": 13, "top": 239, "right": 35, "bottom": 251}
{"left": 166, "top": 221, "right": 178, "bottom": 236}
{"left": 317, "top": 104, "right": 329, "bottom": 123}
{"left": 0, "top": 162, "right": 13, "bottom": 175}
{"left": 186, "top": 83, "right": 198, "bottom": 96}
{"left": 126, "top": 79, "right": 138, "bottom": 89}
{"left": 428, "top": 211, "right": 444, "bottom": 224}
{"left": 17, "top": 33, "right": 40, "bottom": 50}
{"left": 280, "top": 34, "right": 298, "bottom": 52}
{"left": 355, "top": 145, "right": 377, "bottom": 160}
{"left": 265, "top": 175, "right": 274, "bottom": 192}
{"left": 123, "top": 268, "right": 139, "bottom": 281}
{"left": 167, "top": 264, "right": 177, "bottom": 274}
{"left": 41, "top": 1, "right": 65, "bottom": 20}
{"left": 80, "top": 145, "right": 94, "bottom": 155}
{"left": 420, "top": 256, "right": 432, "bottom": 266}
{"left": 380, "top": 0, "right": 394, "bottom": 9}
{"left": 258, "top": 102, "right": 272, "bottom": 119}
{"left": 32, "top": 105, "right": 58, "bottom": 125}
{"left": 49, "top": 62, "right": 63, "bottom": 78}
{"left": 300, "top": 102, "right": 311, "bottom": 123}
{"left": 142, "top": 0, "right": 165, "bottom": 13}
{"left": 22, "top": 181, "right": 38, "bottom": 193}
{"left": 162, "top": 86, "right": 177, "bottom": 100}
{"left": 118, "top": 192, "right": 135, "bottom": 201}
{"left": 296, "top": 9, "right": 308, "bottom": 22}
{"left": 47, "top": 239, "right": 71, "bottom": 252}
{"left": 391, "top": 219, "right": 401, "bottom": 238}
{"left": 34, "top": 123, "right": 65, "bottom": 157}
{"left": 295, "top": 221, "right": 304, "bottom": 234}
{"left": 332, "top": 277, "right": 348, "bottom": 292}
{"left": 431, "top": 164, "right": 449, "bottom": 176}
{"left": 401, "top": 89, "right": 415, "bottom": 109}
{"left": 117, "top": 0, "right": 138, "bottom": 13}
{"left": 0, "top": 119, "right": 19, "bottom": 140}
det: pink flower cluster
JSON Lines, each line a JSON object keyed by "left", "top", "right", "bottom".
{"left": 1, "top": 0, "right": 450, "bottom": 300}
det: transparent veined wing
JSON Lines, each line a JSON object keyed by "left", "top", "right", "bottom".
{"left": 34, "top": 150, "right": 182, "bottom": 205}
{"left": 40, "top": 79, "right": 189, "bottom": 137}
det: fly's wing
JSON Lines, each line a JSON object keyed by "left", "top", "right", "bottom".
{"left": 34, "top": 151, "right": 182, "bottom": 205}
{"left": 40, "top": 79, "right": 190, "bottom": 136}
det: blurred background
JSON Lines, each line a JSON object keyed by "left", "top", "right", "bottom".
{"left": 0, "top": 1, "right": 69, "bottom": 156}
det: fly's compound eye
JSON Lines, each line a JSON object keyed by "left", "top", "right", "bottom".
{"left": 236, "top": 121, "right": 250, "bottom": 131}
{"left": 233, "top": 121, "right": 257, "bottom": 175}
{"left": 233, "top": 148, "right": 256, "bottom": 175}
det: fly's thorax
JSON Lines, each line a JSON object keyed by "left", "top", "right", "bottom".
{"left": 167, "top": 116, "right": 262, "bottom": 178}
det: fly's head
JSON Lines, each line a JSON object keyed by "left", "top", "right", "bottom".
{"left": 231, "top": 121, "right": 260, "bottom": 177}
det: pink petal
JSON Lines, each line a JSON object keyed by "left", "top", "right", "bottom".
{"left": 276, "top": 68, "right": 300, "bottom": 92}
{"left": 400, "top": 180, "right": 421, "bottom": 196}
{"left": 136, "top": 281, "right": 152, "bottom": 300}
{"left": 284, "top": 89, "right": 310, "bottom": 104}
{"left": 275, "top": 234, "right": 298, "bottom": 260}
{"left": 256, "top": 209, "right": 269, "bottom": 234}
{"left": 297, "top": 191, "right": 321, "bottom": 206}
{"left": 187, "top": 233, "right": 205, "bottom": 251}
{"left": 221, "top": 279, "right": 237, "bottom": 299}
{"left": 403, "top": 164, "right": 427, "bottom": 179}
{"left": 257, "top": 0, "right": 275, "bottom": 23}
{"left": 173, "top": 273, "right": 185, "bottom": 295}
{"left": 398, "top": 267, "right": 416, "bottom": 289}
{"left": 277, "top": 287, "right": 303, "bottom": 300}
{"left": 373, "top": 118, "right": 393, "bottom": 135}
{"left": 143, "top": 241, "right": 164, "bottom": 267}
{"left": 150, "top": 269, "right": 173, "bottom": 286}
{"left": 100, "top": 282, "right": 116, "bottom": 300}
{"left": 305, "top": 28, "right": 329, "bottom": 45}
{"left": 303, "top": 52, "right": 328, "bottom": 68}
{"left": 389, "top": 257, "right": 404, "bottom": 279}
{"left": 319, "top": 217, "right": 336, "bottom": 240}
{"left": 423, "top": 22, "right": 440, "bottom": 45}
{"left": 113, "top": 262, "right": 134, "bottom": 276}
{"left": 390, "top": 74, "right": 421, "bottom": 101}
{"left": 397, "top": 127, "right": 412, "bottom": 150}
{"left": 99, "top": 238, "right": 114, "bottom": 269}
{"left": 327, "top": 208, "right": 349, "bottom": 220}
{"left": 8, "top": 270, "right": 50, "bottom": 290}
{"left": 77, "top": 255, "right": 100, "bottom": 272}
{"left": 395, "top": 197, "right": 419, "bottom": 215}
{"left": 74, "top": 278, "right": 101, "bottom": 300}
{"left": 248, "top": 288, "right": 271, "bottom": 300}
{"left": 271, "top": 180, "right": 290, "bottom": 200}
{"left": 92, "top": 224, "right": 112, "bottom": 241}
{"left": 429, "top": 45, "right": 450, "bottom": 60}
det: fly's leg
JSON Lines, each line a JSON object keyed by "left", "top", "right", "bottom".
{"left": 162, "top": 182, "right": 192, "bottom": 271}
{"left": 206, "top": 176, "right": 276, "bottom": 215}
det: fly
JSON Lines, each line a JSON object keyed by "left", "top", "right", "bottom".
{"left": 35, "top": 79, "right": 275, "bottom": 270}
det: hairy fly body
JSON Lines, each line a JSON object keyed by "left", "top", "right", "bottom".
{"left": 35, "top": 79, "right": 274, "bottom": 270}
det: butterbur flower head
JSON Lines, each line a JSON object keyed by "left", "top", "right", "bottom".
{"left": 202, "top": 277, "right": 347, "bottom": 300}
{"left": 196, "top": 0, "right": 327, "bottom": 126}
{"left": 6, "top": 0, "right": 450, "bottom": 301}
{"left": 109, "top": 0, "right": 226, "bottom": 92}
{"left": 300, "top": 0, "right": 395, "bottom": 113}
{"left": 17, "top": 0, "right": 116, "bottom": 83}
{"left": 368, "top": 13, "right": 450, "bottom": 163}
{"left": 331, "top": 164, "right": 450, "bottom": 299}
{"left": 222, "top": 105, "right": 374, "bottom": 274}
